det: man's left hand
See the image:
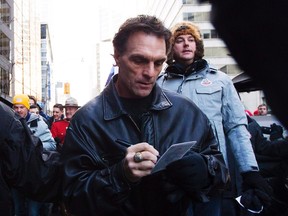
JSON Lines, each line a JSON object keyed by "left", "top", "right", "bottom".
{"left": 165, "top": 151, "right": 209, "bottom": 193}
{"left": 240, "top": 171, "right": 273, "bottom": 211}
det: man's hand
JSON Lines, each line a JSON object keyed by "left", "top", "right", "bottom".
{"left": 165, "top": 151, "right": 209, "bottom": 194}
{"left": 123, "top": 142, "right": 159, "bottom": 182}
{"left": 241, "top": 171, "right": 273, "bottom": 211}
{"left": 270, "top": 123, "right": 284, "bottom": 141}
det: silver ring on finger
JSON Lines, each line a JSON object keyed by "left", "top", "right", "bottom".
{"left": 134, "top": 152, "right": 143, "bottom": 162}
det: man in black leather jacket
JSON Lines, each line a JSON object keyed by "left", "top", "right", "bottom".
{"left": 61, "top": 15, "right": 228, "bottom": 216}
{"left": 0, "top": 102, "right": 27, "bottom": 215}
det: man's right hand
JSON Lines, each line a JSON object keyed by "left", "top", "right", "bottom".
{"left": 123, "top": 142, "right": 159, "bottom": 182}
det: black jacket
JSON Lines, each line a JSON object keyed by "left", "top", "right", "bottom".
{"left": 247, "top": 115, "right": 288, "bottom": 178}
{"left": 61, "top": 76, "right": 227, "bottom": 216}
{"left": 0, "top": 103, "right": 28, "bottom": 215}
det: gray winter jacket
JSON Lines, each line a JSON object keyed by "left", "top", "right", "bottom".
{"left": 27, "top": 113, "right": 56, "bottom": 150}
{"left": 157, "top": 60, "right": 258, "bottom": 173}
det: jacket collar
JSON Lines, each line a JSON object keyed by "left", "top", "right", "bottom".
{"left": 26, "top": 113, "right": 39, "bottom": 123}
{"left": 103, "top": 74, "right": 172, "bottom": 120}
{"left": 165, "top": 59, "right": 209, "bottom": 78}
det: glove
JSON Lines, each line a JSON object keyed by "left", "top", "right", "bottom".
{"left": 270, "top": 123, "right": 284, "bottom": 141}
{"left": 165, "top": 151, "right": 210, "bottom": 194}
{"left": 241, "top": 172, "right": 273, "bottom": 211}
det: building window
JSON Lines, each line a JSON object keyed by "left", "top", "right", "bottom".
{"left": 201, "top": 29, "right": 220, "bottom": 39}
{"left": 203, "top": 33, "right": 210, "bottom": 39}
{"left": 0, "top": 67, "right": 9, "bottom": 94}
{"left": 0, "top": 0, "right": 11, "bottom": 28}
{"left": 183, "top": 12, "right": 194, "bottom": 21}
{"left": 182, "top": 0, "right": 197, "bottom": 4}
{"left": 0, "top": 30, "right": 10, "bottom": 60}
{"left": 183, "top": 12, "right": 210, "bottom": 22}
{"left": 41, "top": 43, "right": 46, "bottom": 49}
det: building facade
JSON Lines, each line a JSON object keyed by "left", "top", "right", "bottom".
{"left": 145, "top": 0, "right": 241, "bottom": 75}
{"left": 0, "top": 0, "right": 42, "bottom": 105}
{"left": 40, "top": 23, "right": 53, "bottom": 113}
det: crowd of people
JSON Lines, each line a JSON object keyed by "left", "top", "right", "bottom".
{"left": 1, "top": 14, "right": 288, "bottom": 216}
{"left": 1, "top": 94, "right": 80, "bottom": 215}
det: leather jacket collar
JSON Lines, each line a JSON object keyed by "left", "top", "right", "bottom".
{"left": 103, "top": 74, "right": 173, "bottom": 121}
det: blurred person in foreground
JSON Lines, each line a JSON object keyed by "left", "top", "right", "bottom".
{"left": 157, "top": 21, "right": 272, "bottom": 215}
{"left": 61, "top": 15, "right": 228, "bottom": 216}
{"left": 0, "top": 102, "right": 28, "bottom": 216}
{"left": 50, "top": 97, "right": 80, "bottom": 146}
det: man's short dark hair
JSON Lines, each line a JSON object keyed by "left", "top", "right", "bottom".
{"left": 30, "top": 104, "right": 38, "bottom": 109}
{"left": 258, "top": 104, "right": 267, "bottom": 108}
{"left": 53, "top": 103, "right": 64, "bottom": 111}
{"left": 113, "top": 15, "right": 171, "bottom": 55}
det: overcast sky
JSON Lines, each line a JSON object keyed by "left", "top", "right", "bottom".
{"left": 47, "top": 0, "right": 148, "bottom": 105}
{"left": 47, "top": 0, "right": 100, "bottom": 104}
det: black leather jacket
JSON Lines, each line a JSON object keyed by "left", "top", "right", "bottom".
{"left": 0, "top": 103, "right": 27, "bottom": 215}
{"left": 61, "top": 76, "right": 226, "bottom": 216}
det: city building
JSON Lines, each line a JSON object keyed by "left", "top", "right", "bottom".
{"left": 94, "top": 0, "right": 263, "bottom": 112}
{"left": 146, "top": 0, "right": 241, "bottom": 75}
{"left": 40, "top": 23, "right": 54, "bottom": 114}
{"left": 94, "top": 0, "right": 148, "bottom": 93}
{"left": 0, "top": 0, "right": 264, "bottom": 112}
{"left": 0, "top": 0, "right": 42, "bottom": 105}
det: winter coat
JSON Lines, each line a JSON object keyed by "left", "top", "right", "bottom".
{"left": 61, "top": 75, "right": 227, "bottom": 216}
{"left": 0, "top": 103, "right": 27, "bottom": 215}
{"left": 157, "top": 59, "right": 258, "bottom": 173}
{"left": 50, "top": 119, "right": 70, "bottom": 144}
{"left": 26, "top": 113, "right": 56, "bottom": 150}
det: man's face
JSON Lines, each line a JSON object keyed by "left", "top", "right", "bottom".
{"left": 53, "top": 107, "right": 63, "bottom": 120}
{"left": 13, "top": 104, "right": 28, "bottom": 118}
{"left": 258, "top": 106, "right": 268, "bottom": 115}
{"left": 29, "top": 108, "right": 39, "bottom": 115}
{"left": 114, "top": 31, "right": 167, "bottom": 98}
{"left": 65, "top": 107, "right": 78, "bottom": 120}
{"left": 173, "top": 34, "right": 197, "bottom": 65}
